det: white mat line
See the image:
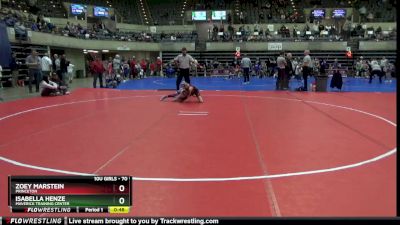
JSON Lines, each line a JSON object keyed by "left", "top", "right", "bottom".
{"left": 178, "top": 113, "right": 209, "bottom": 116}
{"left": 179, "top": 111, "right": 209, "bottom": 114}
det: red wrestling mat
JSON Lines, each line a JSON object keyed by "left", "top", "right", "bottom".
{"left": 0, "top": 88, "right": 396, "bottom": 217}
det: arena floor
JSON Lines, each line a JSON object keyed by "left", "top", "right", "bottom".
{"left": 0, "top": 77, "right": 396, "bottom": 217}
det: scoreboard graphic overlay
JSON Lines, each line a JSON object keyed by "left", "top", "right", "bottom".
{"left": 8, "top": 176, "right": 132, "bottom": 213}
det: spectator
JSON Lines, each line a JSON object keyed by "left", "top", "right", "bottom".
{"left": 113, "top": 54, "right": 122, "bottom": 77}
{"left": 267, "top": 12, "right": 272, "bottom": 21}
{"left": 380, "top": 56, "right": 389, "bottom": 79}
{"left": 156, "top": 57, "right": 162, "bottom": 76}
{"left": 28, "top": 13, "right": 35, "bottom": 22}
{"left": 259, "top": 13, "right": 264, "bottom": 22}
{"left": 227, "top": 13, "right": 232, "bottom": 23}
{"left": 212, "top": 24, "right": 218, "bottom": 41}
{"left": 355, "top": 57, "right": 365, "bottom": 77}
{"left": 219, "top": 22, "right": 225, "bottom": 33}
{"left": 245, "top": 25, "right": 251, "bottom": 36}
{"left": 60, "top": 54, "right": 69, "bottom": 83}
{"left": 25, "top": 50, "right": 42, "bottom": 93}
{"left": 67, "top": 62, "right": 75, "bottom": 84}
{"left": 276, "top": 51, "right": 287, "bottom": 90}
{"left": 9, "top": 53, "right": 21, "bottom": 87}
{"left": 294, "top": 58, "right": 302, "bottom": 80}
{"left": 330, "top": 59, "right": 343, "bottom": 90}
{"left": 254, "top": 22, "right": 260, "bottom": 32}
{"left": 106, "top": 57, "right": 113, "bottom": 77}
{"left": 31, "top": 22, "right": 39, "bottom": 31}
{"left": 90, "top": 56, "right": 105, "bottom": 88}
{"left": 293, "top": 25, "right": 298, "bottom": 38}
{"left": 228, "top": 23, "right": 234, "bottom": 41}
{"left": 302, "top": 50, "right": 312, "bottom": 91}
{"left": 367, "top": 12, "right": 374, "bottom": 21}
{"left": 122, "top": 60, "right": 130, "bottom": 79}
{"left": 376, "top": 26, "right": 382, "bottom": 35}
{"left": 14, "top": 21, "right": 27, "bottom": 40}
{"left": 239, "top": 12, "right": 245, "bottom": 23}
{"left": 129, "top": 56, "right": 137, "bottom": 78}
{"left": 285, "top": 53, "right": 294, "bottom": 89}
{"left": 319, "top": 58, "right": 328, "bottom": 77}
{"left": 136, "top": 62, "right": 143, "bottom": 79}
{"left": 53, "top": 54, "right": 61, "bottom": 79}
{"left": 359, "top": 5, "right": 367, "bottom": 20}
{"left": 140, "top": 58, "right": 147, "bottom": 76}
{"left": 369, "top": 59, "right": 383, "bottom": 83}
{"left": 41, "top": 52, "right": 52, "bottom": 78}
{"left": 312, "top": 22, "right": 319, "bottom": 36}
{"left": 318, "top": 23, "right": 325, "bottom": 34}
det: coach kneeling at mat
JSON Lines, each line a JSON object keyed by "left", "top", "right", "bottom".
{"left": 174, "top": 47, "right": 197, "bottom": 91}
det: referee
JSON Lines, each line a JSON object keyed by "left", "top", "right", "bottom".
{"left": 174, "top": 47, "right": 197, "bottom": 91}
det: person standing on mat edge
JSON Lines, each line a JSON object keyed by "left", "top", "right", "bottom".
{"left": 241, "top": 54, "right": 251, "bottom": 84}
{"left": 174, "top": 47, "right": 197, "bottom": 91}
{"left": 26, "top": 50, "right": 42, "bottom": 93}
{"left": 302, "top": 50, "right": 312, "bottom": 91}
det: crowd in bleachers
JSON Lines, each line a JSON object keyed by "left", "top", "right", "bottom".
{"left": 2, "top": 5, "right": 396, "bottom": 44}
{"left": 0, "top": 7, "right": 198, "bottom": 42}
{"left": 354, "top": 0, "right": 396, "bottom": 22}
{"left": 2, "top": 0, "right": 396, "bottom": 26}
{"left": 209, "top": 18, "right": 397, "bottom": 42}
{"left": 0, "top": 8, "right": 58, "bottom": 40}
{"left": 148, "top": 0, "right": 183, "bottom": 26}
{"left": 209, "top": 21, "right": 344, "bottom": 42}
{"left": 349, "top": 23, "right": 396, "bottom": 40}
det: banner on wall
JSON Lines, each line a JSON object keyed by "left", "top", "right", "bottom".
{"left": 267, "top": 43, "right": 282, "bottom": 51}
{"left": 117, "top": 45, "right": 130, "bottom": 51}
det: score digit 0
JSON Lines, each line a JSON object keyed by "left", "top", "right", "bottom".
{"left": 119, "top": 185, "right": 125, "bottom": 192}
{"left": 119, "top": 197, "right": 125, "bottom": 205}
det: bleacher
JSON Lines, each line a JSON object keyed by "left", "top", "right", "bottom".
{"left": 238, "top": 0, "right": 305, "bottom": 24}
{"left": 1, "top": 0, "right": 66, "bottom": 18}
{"left": 147, "top": 0, "right": 183, "bottom": 25}
{"left": 37, "top": 0, "right": 67, "bottom": 18}
{"left": 355, "top": 0, "right": 396, "bottom": 22}
{"left": 1, "top": 43, "right": 48, "bottom": 87}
